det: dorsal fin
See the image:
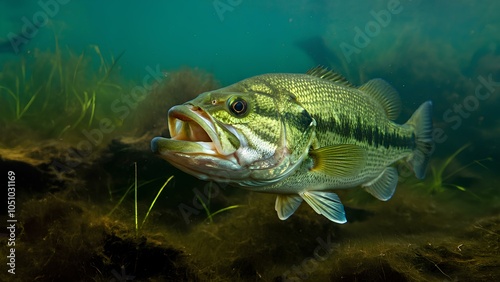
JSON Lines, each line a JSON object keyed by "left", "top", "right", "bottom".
{"left": 306, "top": 66, "right": 354, "bottom": 87}
{"left": 358, "top": 79, "right": 402, "bottom": 120}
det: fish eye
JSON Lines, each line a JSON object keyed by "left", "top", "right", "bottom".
{"left": 228, "top": 98, "right": 248, "bottom": 116}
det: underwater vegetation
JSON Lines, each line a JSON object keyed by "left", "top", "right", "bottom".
{"left": 412, "top": 143, "right": 492, "bottom": 195}
{"left": 1, "top": 65, "right": 498, "bottom": 282}
{"left": 0, "top": 39, "right": 498, "bottom": 280}
{"left": 131, "top": 67, "right": 221, "bottom": 138}
{"left": 2, "top": 169, "right": 499, "bottom": 281}
{"left": 0, "top": 37, "right": 498, "bottom": 280}
{"left": 0, "top": 58, "right": 248, "bottom": 280}
{"left": 0, "top": 34, "right": 127, "bottom": 147}
{"left": 192, "top": 181, "right": 245, "bottom": 224}
{"left": 0, "top": 66, "right": 500, "bottom": 281}
{"left": 106, "top": 162, "right": 175, "bottom": 236}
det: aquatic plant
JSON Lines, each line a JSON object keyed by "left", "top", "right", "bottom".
{"left": 131, "top": 67, "right": 220, "bottom": 137}
{"left": 195, "top": 182, "right": 245, "bottom": 223}
{"left": 107, "top": 163, "right": 173, "bottom": 236}
{"left": 0, "top": 58, "right": 41, "bottom": 120}
{"left": 413, "top": 143, "right": 491, "bottom": 195}
{"left": 138, "top": 174, "right": 174, "bottom": 232}
{"left": 0, "top": 32, "right": 126, "bottom": 145}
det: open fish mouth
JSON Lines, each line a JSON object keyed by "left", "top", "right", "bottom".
{"left": 151, "top": 104, "right": 241, "bottom": 156}
{"left": 151, "top": 104, "right": 247, "bottom": 181}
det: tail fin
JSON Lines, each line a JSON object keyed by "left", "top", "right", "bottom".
{"left": 405, "top": 101, "right": 433, "bottom": 179}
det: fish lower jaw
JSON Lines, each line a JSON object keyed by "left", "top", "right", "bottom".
{"left": 183, "top": 140, "right": 218, "bottom": 154}
{"left": 163, "top": 151, "right": 248, "bottom": 182}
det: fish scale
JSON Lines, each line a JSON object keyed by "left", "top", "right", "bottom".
{"left": 151, "top": 67, "right": 433, "bottom": 223}
{"left": 237, "top": 73, "right": 413, "bottom": 188}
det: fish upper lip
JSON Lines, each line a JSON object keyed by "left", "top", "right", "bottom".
{"left": 167, "top": 104, "right": 235, "bottom": 155}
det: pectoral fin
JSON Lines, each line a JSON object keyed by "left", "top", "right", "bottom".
{"left": 362, "top": 167, "right": 398, "bottom": 201}
{"left": 275, "top": 195, "right": 303, "bottom": 220}
{"left": 300, "top": 191, "right": 347, "bottom": 223}
{"left": 310, "top": 144, "right": 366, "bottom": 177}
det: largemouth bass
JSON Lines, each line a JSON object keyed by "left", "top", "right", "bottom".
{"left": 151, "top": 67, "right": 433, "bottom": 223}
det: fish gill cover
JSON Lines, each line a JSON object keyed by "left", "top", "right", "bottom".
{"left": 0, "top": 0, "right": 499, "bottom": 281}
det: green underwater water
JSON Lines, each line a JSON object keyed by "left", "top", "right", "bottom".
{"left": 0, "top": 0, "right": 500, "bottom": 281}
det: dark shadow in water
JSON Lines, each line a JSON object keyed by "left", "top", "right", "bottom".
{"left": 295, "top": 36, "right": 344, "bottom": 70}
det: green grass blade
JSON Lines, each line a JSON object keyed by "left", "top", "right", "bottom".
{"left": 140, "top": 175, "right": 174, "bottom": 229}
{"left": 18, "top": 86, "right": 42, "bottom": 119}
{"left": 93, "top": 45, "right": 107, "bottom": 73}
{"left": 57, "top": 125, "right": 71, "bottom": 138}
{"left": 440, "top": 143, "right": 470, "bottom": 181}
{"left": 472, "top": 158, "right": 492, "bottom": 170}
{"left": 135, "top": 162, "right": 138, "bottom": 237}
{"left": 0, "top": 86, "right": 19, "bottom": 118}
{"left": 107, "top": 182, "right": 135, "bottom": 217}
{"left": 445, "top": 183, "right": 467, "bottom": 191}
{"left": 196, "top": 194, "right": 213, "bottom": 223}
{"left": 443, "top": 156, "right": 492, "bottom": 182}
{"left": 72, "top": 50, "right": 86, "bottom": 84}
{"left": 206, "top": 205, "right": 245, "bottom": 221}
{"left": 107, "top": 176, "right": 165, "bottom": 217}
{"left": 97, "top": 50, "right": 125, "bottom": 87}
{"left": 0, "top": 86, "right": 18, "bottom": 101}
{"left": 15, "top": 76, "right": 20, "bottom": 118}
{"left": 87, "top": 90, "right": 96, "bottom": 127}
{"left": 72, "top": 90, "right": 89, "bottom": 128}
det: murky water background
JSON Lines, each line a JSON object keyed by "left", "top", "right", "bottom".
{"left": 0, "top": 0, "right": 499, "bottom": 281}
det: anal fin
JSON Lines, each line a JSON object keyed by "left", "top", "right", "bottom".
{"left": 362, "top": 167, "right": 398, "bottom": 201}
{"left": 275, "top": 194, "right": 303, "bottom": 220}
{"left": 300, "top": 191, "right": 346, "bottom": 223}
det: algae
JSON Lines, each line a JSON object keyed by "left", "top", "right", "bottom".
{"left": 0, "top": 33, "right": 127, "bottom": 147}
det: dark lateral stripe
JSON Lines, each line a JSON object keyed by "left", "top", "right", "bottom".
{"left": 284, "top": 110, "right": 314, "bottom": 131}
{"left": 315, "top": 114, "right": 415, "bottom": 149}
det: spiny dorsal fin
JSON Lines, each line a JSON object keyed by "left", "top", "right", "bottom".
{"left": 306, "top": 66, "right": 354, "bottom": 87}
{"left": 358, "top": 79, "right": 402, "bottom": 120}
{"left": 310, "top": 144, "right": 366, "bottom": 177}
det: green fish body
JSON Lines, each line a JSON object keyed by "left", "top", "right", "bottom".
{"left": 151, "top": 67, "right": 433, "bottom": 223}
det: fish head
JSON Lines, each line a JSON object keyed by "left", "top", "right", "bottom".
{"left": 151, "top": 80, "right": 316, "bottom": 187}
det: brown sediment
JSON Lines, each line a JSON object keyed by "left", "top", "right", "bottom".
{"left": 1, "top": 134, "right": 498, "bottom": 281}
